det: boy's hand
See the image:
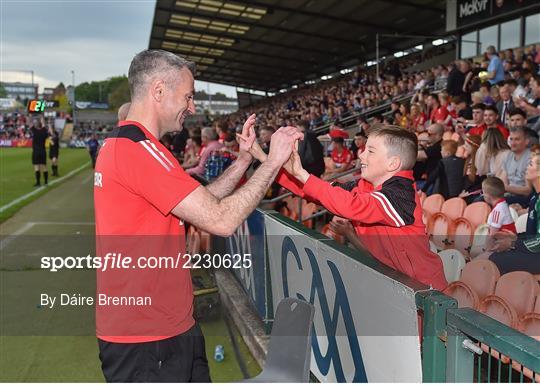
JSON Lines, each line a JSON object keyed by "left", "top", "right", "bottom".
{"left": 329, "top": 216, "right": 355, "bottom": 237}
{"left": 283, "top": 140, "right": 310, "bottom": 183}
{"left": 236, "top": 114, "right": 257, "bottom": 161}
{"left": 487, "top": 231, "right": 517, "bottom": 252}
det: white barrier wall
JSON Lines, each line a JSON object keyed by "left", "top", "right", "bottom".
{"left": 265, "top": 213, "right": 425, "bottom": 382}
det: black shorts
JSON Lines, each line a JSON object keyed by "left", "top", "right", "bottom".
{"left": 32, "top": 150, "right": 46, "bottom": 165}
{"left": 49, "top": 149, "right": 59, "bottom": 159}
{"left": 489, "top": 240, "right": 540, "bottom": 275}
{"left": 98, "top": 323, "right": 211, "bottom": 383}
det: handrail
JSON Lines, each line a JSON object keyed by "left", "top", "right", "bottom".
{"left": 446, "top": 308, "right": 540, "bottom": 372}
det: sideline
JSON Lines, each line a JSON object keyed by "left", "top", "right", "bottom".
{"left": 0, "top": 162, "right": 91, "bottom": 213}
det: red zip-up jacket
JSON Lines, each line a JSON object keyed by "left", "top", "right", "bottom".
{"left": 276, "top": 169, "right": 448, "bottom": 290}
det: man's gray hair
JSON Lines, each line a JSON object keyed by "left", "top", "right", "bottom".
{"left": 201, "top": 127, "right": 218, "bottom": 140}
{"left": 128, "top": 49, "right": 196, "bottom": 100}
{"left": 509, "top": 126, "right": 528, "bottom": 137}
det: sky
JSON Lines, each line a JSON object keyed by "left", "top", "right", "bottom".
{"left": 1, "top": 0, "right": 237, "bottom": 97}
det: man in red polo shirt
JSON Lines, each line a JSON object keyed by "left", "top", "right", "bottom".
{"left": 427, "top": 93, "right": 449, "bottom": 126}
{"left": 94, "top": 49, "right": 302, "bottom": 382}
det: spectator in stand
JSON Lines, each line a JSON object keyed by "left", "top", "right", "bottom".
{"left": 501, "top": 126, "right": 532, "bottom": 207}
{"left": 496, "top": 85, "right": 514, "bottom": 126}
{"left": 427, "top": 93, "right": 449, "bottom": 125}
{"left": 324, "top": 137, "right": 353, "bottom": 178}
{"left": 372, "top": 114, "right": 384, "bottom": 125}
{"left": 479, "top": 82, "right": 496, "bottom": 105}
{"left": 410, "top": 103, "right": 427, "bottom": 132}
{"left": 452, "top": 95, "right": 473, "bottom": 121}
{"left": 485, "top": 147, "right": 539, "bottom": 274}
{"left": 296, "top": 120, "right": 325, "bottom": 178}
{"left": 186, "top": 127, "right": 223, "bottom": 177}
{"left": 182, "top": 135, "right": 202, "bottom": 169}
{"left": 351, "top": 131, "right": 367, "bottom": 159}
{"left": 471, "top": 105, "right": 509, "bottom": 138}
{"left": 397, "top": 103, "right": 410, "bottom": 129}
{"left": 416, "top": 123, "right": 443, "bottom": 191}
{"left": 482, "top": 176, "right": 517, "bottom": 236}
{"left": 518, "top": 75, "right": 540, "bottom": 129}
{"left": 485, "top": 45, "right": 506, "bottom": 85}
{"left": 447, "top": 60, "right": 466, "bottom": 98}
{"left": 509, "top": 107, "right": 539, "bottom": 145}
{"left": 421, "top": 140, "right": 464, "bottom": 199}
{"left": 476, "top": 126, "right": 510, "bottom": 180}
{"left": 459, "top": 134, "right": 483, "bottom": 202}
{"left": 467, "top": 103, "right": 486, "bottom": 134}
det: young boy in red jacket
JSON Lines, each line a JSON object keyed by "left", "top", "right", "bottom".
{"left": 242, "top": 125, "right": 447, "bottom": 290}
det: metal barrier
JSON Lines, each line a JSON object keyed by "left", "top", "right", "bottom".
{"left": 446, "top": 308, "right": 539, "bottom": 383}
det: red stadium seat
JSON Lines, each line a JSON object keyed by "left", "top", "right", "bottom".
{"left": 422, "top": 194, "right": 444, "bottom": 224}
{"left": 441, "top": 197, "right": 466, "bottom": 221}
{"left": 443, "top": 260, "right": 500, "bottom": 309}
{"left": 429, "top": 213, "right": 453, "bottom": 250}
{"left": 461, "top": 202, "right": 490, "bottom": 230}
{"left": 480, "top": 271, "right": 540, "bottom": 329}
{"left": 513, "top": 296, "right": 540, "bottom": 380}
{"left": 451, "top": 217, "right": 474, "bottom": 257}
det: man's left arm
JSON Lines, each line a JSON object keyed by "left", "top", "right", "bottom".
{"left": 505, "top": 180, "right": 532, "bottom": 196}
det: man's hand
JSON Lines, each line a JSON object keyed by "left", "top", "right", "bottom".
{"left": 487, "top": 231, "right": 517, "bottom": 253}
{"left": 237, "top": 114, "right": 257, "bottom": 161}
{"left": 267, "top": 126, "right": 304, "bottom": 167}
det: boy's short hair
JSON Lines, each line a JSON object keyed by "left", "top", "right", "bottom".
{"left": 472, "top": 103, "right": 486, "bottom": 111}
{"left": 332, "top": 136, "right": 345, "bottom": 144}
{"left": 509, "top": 108, "right": 526, "bottom": 119}
{"left": 482, "top": 176, "right": 505, "bottom": 198}
{"left": 368, "top": 125, "right": 418, "bottom": 170}
{"left": 484, "top": 105, "right": 499, "bottom": 115}
{"left": 441, "top": 140, "right": 458, "bottom": 155}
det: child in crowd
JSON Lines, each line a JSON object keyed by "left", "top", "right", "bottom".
{"left": 241, "top": 125, "right": 448, "bottom": 290}
{"left": 482, "top": 176, "right": 517, "bottom": 235}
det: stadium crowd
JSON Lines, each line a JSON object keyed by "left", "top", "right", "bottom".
{"left": 174, "top": 43, "right": 539, "bottom": 280}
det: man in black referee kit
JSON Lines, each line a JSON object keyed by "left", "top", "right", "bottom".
{"left": 30, "top": 122, "right": 49, "bottom": 186}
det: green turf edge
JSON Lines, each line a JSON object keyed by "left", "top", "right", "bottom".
{"left": 0, "top": 163, "right": 91, "bottom": 223}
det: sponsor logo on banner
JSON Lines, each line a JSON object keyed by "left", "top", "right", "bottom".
{"left": 459, "top": 0, "right": 489, "bottom": 18}
{"left": 281, "top": 236, "right": 367, "bottom": 382}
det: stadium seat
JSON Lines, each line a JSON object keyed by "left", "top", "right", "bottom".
{"left": 441, "top": 197, "right": 466, "bottom": 221}
{"left": 443, "top": 260, "right": 500, "bottom": 309}
{"left": 437, "top": 249, "right": 466, "bottom": 283}
{"left": 243, "top": 298, "right": 314, "bottom": 383}
{"left": 515, "top": 213, "right": 528, "bottom": 234}
{"left": 451, "top": 217, "right": 474, "bottom": 258}
{"left": 423, "top": 194, "right": 444, "bottom": 217}
{"left": 479, "top": 272, "right": 540, "bottom": 329}
{"left": 461, "top": 201, "right": 491, "bottom": 230}
{"left": 321, "top": 223, "right": 345, "bottom": 244}
{"left": 429, "top": 213, "right": 453, "bottom": 250}
{"left": 469, "top": 224, "right": 490, "bottom": 259}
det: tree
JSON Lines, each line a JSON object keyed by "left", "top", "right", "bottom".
{"left": 108, "top": 77, "right": 130, "bottom": 110}
{"left": 0, "top": 84, "right": 7, "bottom": 98}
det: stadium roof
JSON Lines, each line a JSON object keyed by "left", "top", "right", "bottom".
{"left": 149, "top": 0, "right": 447, "bottom": 92}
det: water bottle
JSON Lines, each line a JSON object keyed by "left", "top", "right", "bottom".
{"left": 214, "top": 344, "right": 224, "bottom": 362}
